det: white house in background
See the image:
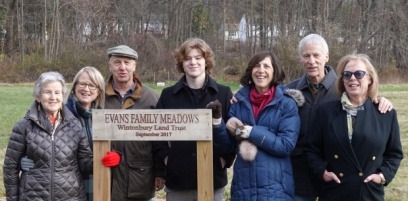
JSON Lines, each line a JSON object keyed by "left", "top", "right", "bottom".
{"left": 222, "top": 15, "right": 247, "bottom": 42}
{"left": 223, "top": 14, "right": 279, "bottom": 43}
{"left": 223, "top": 23, "right": 240, "bottom": 41}
{"left": 238, "top": 15, "right": 247, "bottom": 42}
{"left": 81, "top": 21, "right": 168, "bottom": 42}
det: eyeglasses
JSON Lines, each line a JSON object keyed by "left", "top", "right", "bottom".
{"left": 77, "top": 82, "right": 98, "bottom": 90}
{"left": 341, "top": 70, "right": 367, "bottom": 80}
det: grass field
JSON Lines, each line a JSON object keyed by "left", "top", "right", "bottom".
{"left": 0, "top": 83, "right": 407, "bottom": 200}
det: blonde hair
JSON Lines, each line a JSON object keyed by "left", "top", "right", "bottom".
{"left": 335, "top": 53, "right": 379, "bottom": 99}
{"left": 70, "top": 66, "right": 105, "bottom": 108}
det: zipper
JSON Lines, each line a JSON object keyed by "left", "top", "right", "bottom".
{"left": 50, "top": 122, "right": 58, "bottom": 200}
{"left": 51, "top": 128, "right": 55, "bottom": 200}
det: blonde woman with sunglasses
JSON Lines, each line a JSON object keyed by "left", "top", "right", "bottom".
{"left": 305, "top": 53, "right": 403, "bottom": 201}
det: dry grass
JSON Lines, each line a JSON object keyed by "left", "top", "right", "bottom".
{"left": 379, "top": 85, "right": 408, "bottom": 200}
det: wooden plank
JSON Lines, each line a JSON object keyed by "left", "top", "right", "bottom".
{"left": 93, "top": 109, "right": 212, "bottom": 141}
{"left": 197, "top": 141, "right": 214, "bottom": 201}
{"left": 93, "top": 141, "right": 111, "bottom": 201}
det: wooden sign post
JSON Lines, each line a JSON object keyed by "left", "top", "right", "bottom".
{"left": 92, "top": 109, "right": 214, "bottom": 201}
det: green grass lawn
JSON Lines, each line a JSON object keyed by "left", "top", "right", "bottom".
{"left": 0, "top": 83, "right": 407, "bottom": 200}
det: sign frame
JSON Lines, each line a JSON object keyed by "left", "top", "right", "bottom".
{"left": 92, "top": 109, "right": 214, "bottom": 201}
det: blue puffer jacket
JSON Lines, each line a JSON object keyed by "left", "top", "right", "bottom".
{"left": 229, "top": 85, "right": 300, "bottom": 201}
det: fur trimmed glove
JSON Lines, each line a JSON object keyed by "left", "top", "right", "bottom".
{"left": 226, "top": 117, "right": 243, "bottom": 134}
{"left": 235, "top": 125, "right": 252, "bottom": 139}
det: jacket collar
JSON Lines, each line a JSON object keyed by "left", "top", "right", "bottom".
{"left": 236, "top": 84, "right": 285, "bottom": 106}
{"left": 172, "top": 74, "right": 219, "bottom": 94}
{"left": 105, "top": 72, "right": 143, "bottom": 99}
{"left": 297, "top": 66, "right": 337, "bottom": 91}
{"left": 27, "top": 101, "right": 77, "bottom": 131}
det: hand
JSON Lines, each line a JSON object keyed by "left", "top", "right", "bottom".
{"left": 20, "top": 156, "right": 34, "bottom": 171}
{"left": 101, "top": 151, "right": 121, "bottom": 167}
{"left": 154, "top": 177, "right": 165, "bottom": 191}
{"left": 364, "top": 173, "right": 384, "bottom": 184}
{"left": 323, "top": 170, "right": 341, "bottom": 183}
{"left": 220, "top": 157, "right": 226, "bottom": 169}
{"left": 373, "top": 97, "right": 393, "bottom": 113}
{"left": 230, "top": 96, "right": 238, "bottom": 104}
{"left": 164, "top": 156, "right": 168, "bottom": 166}
{"left": 206, "top": 100, "right": 222, "bottom": 125}
{"left": 226, "top": 117, "right": 243, "bottom": 134}
{"left": 235, "top": 125, "right": 252, "bottom": 139}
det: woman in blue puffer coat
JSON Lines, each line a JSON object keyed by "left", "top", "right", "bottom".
{"left": 227, "top": 51, "right": 303, "bottom": 201}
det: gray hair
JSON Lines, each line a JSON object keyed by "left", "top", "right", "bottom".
{"left": 298, "top": 34, "right": 329, "bottom": 58}
{"left": 33, "top": 71, "right": 67, "bottom": 98}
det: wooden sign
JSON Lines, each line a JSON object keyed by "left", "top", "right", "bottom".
{"left": 93, "top": 109, "right": 214, "bottom": 201}
{"left": 93, "top": 109, "right": 212, "bottom": 141}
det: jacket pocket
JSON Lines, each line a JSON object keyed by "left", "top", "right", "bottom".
{"left": 126, "top": 161, "right": 154, "bottom": 199}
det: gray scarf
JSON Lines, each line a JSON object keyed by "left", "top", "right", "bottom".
{"left": 341, "top": 92, "right": 357, "bottom": 116}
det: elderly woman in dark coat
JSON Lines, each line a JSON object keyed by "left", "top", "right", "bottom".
{"left": 305, "top": 53, "right": 403, "bottom": 201}
{"left": 3, "top": 71, "right": 93, "bottom": 200}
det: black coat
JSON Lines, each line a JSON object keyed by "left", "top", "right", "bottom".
{"left": 3, "top": 102, "right": 93, "bottom": 201}
{"left": 286, "top": 66, "right": 338, "bottom": 196}
{"left": 155, "top": 75, "right": 235, "bottom": 190}
{"left": 305, "top": 100, "right": 403, "bottom": 201}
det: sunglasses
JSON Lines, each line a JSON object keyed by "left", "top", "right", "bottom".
{"left": 341, "top": 70, "right": 367, "bottom": 80}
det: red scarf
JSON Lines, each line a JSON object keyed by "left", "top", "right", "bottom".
{"left": 250, "top": 86, "right": 275, "bottom": 120}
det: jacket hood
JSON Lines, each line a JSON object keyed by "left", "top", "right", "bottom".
{"left": 235, "top": 85, "right": 305, "bottom": 106}
{"left": 284, "top": 89, "right": 305, "bottom": 106}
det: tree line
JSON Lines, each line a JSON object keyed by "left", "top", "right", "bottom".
{"left": 0, "top": 0, "right": 407, "bottom": 83}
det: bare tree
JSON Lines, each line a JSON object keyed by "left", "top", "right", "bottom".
{"left": 1, "top": 0, "right": 407, "bottom": 82}
{"left": 388, "top": 0, "right": 408, "bottom": 70}
{"left": 3, "top": 0, "right": 18, "bottom": 59}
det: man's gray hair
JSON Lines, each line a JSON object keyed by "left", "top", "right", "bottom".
{"left": 298, "top": 34, "right": 329, "bottom": 58}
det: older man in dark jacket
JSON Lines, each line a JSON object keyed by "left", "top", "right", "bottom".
{"left": 288, "top": 34, "right": 393, "bottom": 201}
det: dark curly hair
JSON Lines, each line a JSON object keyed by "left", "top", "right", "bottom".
{"left": 240, "top": 50, "right": 285, "bottom": 87}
